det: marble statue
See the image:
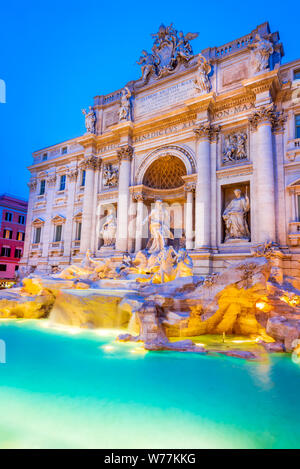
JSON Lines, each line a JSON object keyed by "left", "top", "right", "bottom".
{"left": 137, "top": 50, "right": 157, "bottom": 83}
{"left": 249, "top": 34, "right": 273, "bottom": 73}
{"left": 82, "top": 106, "right": 96, "bottom": 134}
{"left": 143, "top": 199, "right": 174, "bottom": 253}
{"left": 223, "top": 189, "right": 250, "bottom": 242}
{"left": 100, "top": 208, "right": 117, "bottom": 247}
{"left": 103, "top": 164, "right": 119, "bottom": 188}
{"left": 194, "top": 54, "right": 211, "bottom": 94}
{"left": 119, "top": 87, "right": 131, "bottom": 122}
{"left": 175, "top": 248, "right": 193, "bottom": 278}
{"left": 223, "top": 132, "right": 247, "bottom": 163}
{"left": 137, "top": 24, "right": 198, "bottom": 83}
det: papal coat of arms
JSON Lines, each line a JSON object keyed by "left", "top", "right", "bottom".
{"left": 137, "top": 24, "right": 198, "bottom": 84}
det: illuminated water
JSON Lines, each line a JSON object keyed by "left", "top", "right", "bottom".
{"left": 0, "top": 319, "right": 299, "bottom": 449}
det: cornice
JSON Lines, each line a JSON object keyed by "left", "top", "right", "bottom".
{"left": 216, "top": 163, "right": 253, "bottom": 179}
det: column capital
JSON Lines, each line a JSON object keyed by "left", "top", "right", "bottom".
{"left": 46, "top": 174, "right": 57, "bottom": 187}
{"left": 27, "top": 178, "right": 37, "bottom": 191}
{"left": 194, "top": 123, "right": 220, "bottom": 142}
{"left": 132, "top": 192, "right": 144, "bottom": 202}
{"left": 117, "top": 144, "right": 134, "bottom": 161}
{"left": 184, "top": 182, "right": 196, "bottom": 193}
{"left": 67, "top": 169, "right": 78, "bottom": 181}
{"left": 80, "top": 156, "right": 101, "bottom": 170}
{"left": 248, "top": 104, "right": 287, "bottom": 132}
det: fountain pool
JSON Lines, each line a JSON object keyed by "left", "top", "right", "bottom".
{"left": 0, "top": 319, "right": 299, "bottom": 449}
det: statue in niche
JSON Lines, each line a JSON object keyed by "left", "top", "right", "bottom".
{"left": 82, "top": 106, "right": 96, "bottom": 134}
{"left": 119, "top": 87, "right": 131, "bottom": 122}
{"left": 223, "top": 132, "right": 247, "bottom": 163}
{"left": 194, "top": 54, "right": 211, "bottom": 94}
{"left": 143, "top": 199, "right": 174, "bottom": 253}
{"left": 249, "top": 34, "right": 274, "bottom": 73}
{"left": 222, "top": 189, "right": 250, "bottom": 242}
{"left": 100, "top": 208, "right": 117, "bottom": 247}
{"left": 103, "top": 164, "right": 119, "bottom": 188}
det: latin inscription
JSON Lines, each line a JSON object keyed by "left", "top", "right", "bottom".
{"left": 134, "top": 79, "right": 195, "bottom": 118}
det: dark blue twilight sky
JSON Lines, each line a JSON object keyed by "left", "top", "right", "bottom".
{"left": 0, "top": 0, "right": 298, "bottom": 199}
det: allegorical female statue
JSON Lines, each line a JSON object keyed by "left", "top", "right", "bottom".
{"left": 194, "top": 54, "right": 211, "bottom": 94}
{"left": 82, "top": 106, "right": 96, "bottom": 134}
{"left": 249, "top": 34, "right": 273, "bottom": 73}
{"left": 222, "top": 189, "right": 250, "bottom": 242}
{"left": 119, "top": 87, "right": 131, "bottom": 122}
{"left": 100, "top": 208, "right": 117, "bottom": 247}
{"left": 143, "top": 199, "right": 173, "bottom": 253}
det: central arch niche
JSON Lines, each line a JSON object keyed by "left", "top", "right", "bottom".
{"left": 142, "top": 155, "right": 187, "bottom": 189}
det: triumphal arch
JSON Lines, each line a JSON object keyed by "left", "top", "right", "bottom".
{"left": 21, "top": 22, "right": 300, "bottom": 276}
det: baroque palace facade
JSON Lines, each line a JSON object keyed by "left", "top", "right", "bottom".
{"left": 21, "top": 22, "right": 300, "bottom": 276}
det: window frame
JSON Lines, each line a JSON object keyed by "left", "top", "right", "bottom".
{"left": 59, "top": 174, "right": 66, "bottom": 191}
{"left": 39, "top": 179, "right": 46, "bottom": 195}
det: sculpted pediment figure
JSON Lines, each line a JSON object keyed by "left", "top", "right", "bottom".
{"left": 137, "top": 24, "right": 198, "bottom": 84}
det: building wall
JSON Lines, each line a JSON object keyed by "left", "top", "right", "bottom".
{"left": 0, "top": 195, "right": 28, "bottom": 279}
{"left": 20, "top": 22, "right": 300, "bottom": 277}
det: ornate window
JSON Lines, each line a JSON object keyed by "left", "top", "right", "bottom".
{"left": 143, "top": 156, "right": 186, "bottom": 189}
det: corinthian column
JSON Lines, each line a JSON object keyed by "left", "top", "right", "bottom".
{"left": 185, "top": 183, "right": 195, "bottom": 250}
{"left": 63, "top": 168, "right": 78, "bottom": 259}
{"left": 116, "top": 145, "right": 133, "bottom": 251}
{"left": 134, "top": 193, "right": 144, "bottom": 253}
{"left": 249, "top": 105, "right": 278, "bottom": 243}
{"left": 194, "top": 123, "right": 220, "bottom": 250}
{"left": 42, "top": 174, "right": 57, "bottom": 258}
{"left": 22, "top": 178, "right": 37, "bottom": 262}
{"left": 80, "top": 155, "right": 100, "bottom": 254}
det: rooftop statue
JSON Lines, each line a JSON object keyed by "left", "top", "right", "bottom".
{"left": 249, "top": 34, "right": 274, "bottom": 73}
{"left": 137, "top": 24, "right": 198, "bottom": 84}
{"left": 194, "top": 54, "right": 211, "bottom": 94}
{"left": 118, "top": 87, "right": 132, "bottom": 122}
{"left": 82, "top": 106, "right": 96, "bottom": 134}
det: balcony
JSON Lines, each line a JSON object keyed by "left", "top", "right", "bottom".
{"left": 49, "top": 241, "right": 64, "bottom": 256}
{"left": 288, "top": 221, "right": 300, "bottom": 246}
{"left": 286, "top": 138, "right": 300, "bottom": 162}
{"left": 72, "top": 240, "right": 81, "bottom": 248}
{"left": 30, "top": 243, "right": 42, "bottom": 257}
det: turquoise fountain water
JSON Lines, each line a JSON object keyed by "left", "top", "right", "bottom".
{"left": 0, "top": 319, "right": 299, "bottom": 449}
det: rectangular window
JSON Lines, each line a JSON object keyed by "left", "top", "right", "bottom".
{"left": 1, "top": 247, "right": 11, "bottom": 257}
{"left": 54, "top": 224, "right": 62, "bottom": 242}
{"left": 296, "top": 115, "right": 300, "bottom": 139}
{"left": 3, "top": 229, "right": 12, "bottom": 239}
{"left": 294, "top": 69, "right": 300, "bottom": 80}
{"left": 18, "top": 215, "right": 25, "bottom": 224}
{"left": 5, "top": 212, "right": 12, "bottom": 222}
{"left": 16, "top": 231, "right": 25, "bottom": 241}
{"left": 81, "top": 170, "right": 86, "bottom": 187}
{"left": 40, "top": 179, "right": 46, "bottom": 195}
{"left": 15, "top": 248, "right": 22, "bottom": 258}
{"left": 59, "top": 174, "right": 66, "bottom": 191}
{"left": 61, "top": 147, "right": 68, "bottom": 155}
{"left": 42, "top": 153, "right": 48, "bottom": 161}
{"left": 15, "top": 265, "right": 19, "bottom": 272}
{"left": 298, "top": 195, "right": 300, "bottom": 221}
{"left": 34, "top": 227, "right": 41, "bottom": 244}
{"left": 0, "top": 265, "right": 7, "bottom": 271}
{"left": 76, "top": 222, "right": 82, "bottom": 241}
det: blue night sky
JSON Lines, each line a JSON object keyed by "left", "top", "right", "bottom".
{"left": 0, "top": 0, "right": 298, "bottom": 200}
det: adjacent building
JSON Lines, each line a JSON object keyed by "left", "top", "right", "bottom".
{"left": 20, "top": 22, "right": 300, "bottom": 277}
{"left": 0, "top": 194, "right": 27, "bottom": 279}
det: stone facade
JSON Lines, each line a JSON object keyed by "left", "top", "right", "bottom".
{"left": 21, "top": 22, "right": 300, "bottom": 277}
